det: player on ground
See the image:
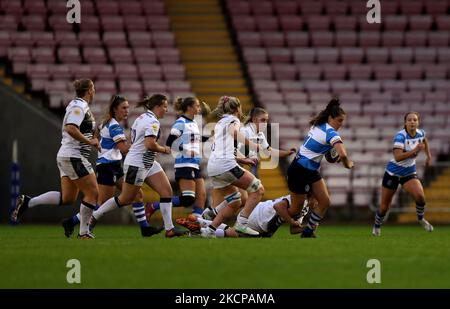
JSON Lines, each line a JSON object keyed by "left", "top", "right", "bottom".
{"left": 372, "top": 112, "right": 433, "bottom": 236}
{"left": 287, "top": 98, "right": 354, "bottom": 238}
{"left": 11, "top": 79, "right": 100, "bottom": 239}
{"left": 89, "top": 94, "right": 184, "bottom": 237}
{"left": 200, "top": 96, "right": 265, "bottom": 237}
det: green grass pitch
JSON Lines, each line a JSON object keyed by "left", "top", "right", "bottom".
{"left": 1, "top": 224, "right": 449, "bottom": 288}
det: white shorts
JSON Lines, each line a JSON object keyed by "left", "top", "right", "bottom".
{"left": 123, "top": 161, "right": 162, "bottom": 186}
{"left": 57, "top": 156, "right": 94, "bottom": 180}
{"left": 210, "top": 166, "right": 245, "bottom": 189}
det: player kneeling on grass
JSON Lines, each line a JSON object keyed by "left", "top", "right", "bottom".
{"left": 178, "top": 195, "right": 317, "bottom": 238}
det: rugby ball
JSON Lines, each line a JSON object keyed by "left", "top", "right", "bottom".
{"left": 325, "top": 147, "right": 340, "bottom": 163}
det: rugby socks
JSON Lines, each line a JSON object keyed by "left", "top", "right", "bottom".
{"left": 72, "top": 205, "right": 99, "bottom": 226}
{"left": 374, "top": 210, "right": 385, "bottom": 228}
{"left": 192, "top": 206, "right": 203, "bottom": 216}
{"left": 132, "top": 202, "right": 149, "bottom": 227}
{"left": 303, "top": 211, "right": 322, "bottom": 236}
{"left": 79, "top": 200, "right": 96, "bottom": 235}
{"left": 416, "top": 202, "right": 425, "bottom": 221}
{"left": 151, "top": 196, "right": 180, "bottom": 211}
{"left": 92, "top": 197, "right": 121, "bottom": 220}
{"left": 28, "top": 191, "right": 61, "bottom": 208}
{"left": 159, "top": 197, "right": 175, "bottom": 231}
{"left": 197, "top": 217, "right": 227, "bottom": 230}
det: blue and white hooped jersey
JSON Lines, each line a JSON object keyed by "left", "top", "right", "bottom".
{"left": 97, "top": 118, "right": 126, "bottom": 165}
{"left": 170, "top": 115, "right": 201, "bottom": 169}
{"left": 385, "top": 129, "right": 425, "bottom": 177}
{"left": 296, "top": 123, "right": 342, "bottom": 171}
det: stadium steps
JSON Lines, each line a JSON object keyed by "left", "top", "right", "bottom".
{"left": 397, "top": 168, "right": 450, "bottom": 224}
{"left": 164, "top": 0, "right": 250, "bottom": 109}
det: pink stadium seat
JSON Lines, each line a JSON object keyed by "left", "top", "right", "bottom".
{"left": 124, "top": 16, "right": 148, "bottom": 32}
{"left": 311, "top": 31, "right": 334, "bottom": 47}
{"left": 1, "top": 2, "right": 23, "bottom": 18}
{"left": 278, "top": 80, "right": 303, "bottom": 93}
{"left": 373, "top": 115, "right": 400, "bottom": 129}
{"left": 95, "top": 80, "right": 117, "bottom": 93}
{"left": 428, "top": 32, "right": 449, "bottom": 47}
{"left": 23, "top": 0, "right": 47, "bottom": 14}
{"left": 359, "top": 17, "right": 382, "bottom": 32}
{"left": 409, "top": 16, "right": 433, "bottom": 31}
{"left": 49, "top": 64, "right": 72, "bottom": 80}
{"left": 11, "top": 32, "right": 34, "bottom": 47}
{"left": 129, "top": 32, "right": 152, "bottom": 48}
{"left": 307, "top": 16, "right": 331, "bottom": 31}
{"left": 341, "top": 48, "right": 364, "bottom": 63}
{"left": 247, "top": 64, "right": 272, "bottom": 80}
{"left": 299, "top": 0, "right": 323, "bottom": 15}
{"left": 162, "top": 64, "right": 186, "bottom": 80}
{"left": 283, "top": 92, "right": 308, "bottom": 104}
{"left": 368, "top": 92, "right": 393, "bottom": 104}
{"left": 83, "top": 47, "right": 108, "bottom": 64}
{"left": 323, "top": 65, "right": 347, "bottom": 80}
{"left": 143, "top": 1, "right": 165, "bottom": 15}
{"left": 100, "top": 16, "right": 125, "bottom": 31}
{"left": 232, "top": 16, "right": 256, "bottom": 31}
{"left": 293, "top": 48, "right": 315, "bottom": 63}
{"left": 399, "top": 91, "right": 424, "bottom": 103}
{"left": 119, "top": 1, "right": 143, "bottom": 16}
{"left": 414, "top": 47, "right": 436, "bottom": 63}
{"left": 303, "top": 81, "right": 330, "bottom": 93}
{"left": 405, "top": 31, "right": 427, "bottom": 47}
{"left": 133, "top": 48, "right": 157, "bottom": 63}
{"left": 279, "top": 16, "right": 303, "bottom": 31}
{"left": 316, "top": 48, "right": 339, "bottom": 63}
{"left": 21, "top": 15, "right": 46, "bottom": 31}
{"left": 399, "top": 64, "right": 423, "bottom": 80}
{"left": 425, "top": 91, "right": 448, "bottom": 104}
{"left": 90, "top": 64, "right": 116, "bottom": 80}
{"left": 31, "top": 32, "right": 55, "bottom": 49}
{"left": 255, "top": 16, "right": 279, "bottom": 31}
{"left": 256, "top": 91, "right": 283, "bottom": 103}
{"left": 437, "top": 48, "right": 450, "bottom": 63}
{"left": 382, "top": 32, "right": 404, "bottom": 47}
{"left": 274, "top": 1, "right": 298, "bottom": 15}
{"left": 254, "top": 80, "right": 278, "bottom": 92}
{"left": 366, "top": 48, "right": 389, "bottom": 64}
{"left": 358, "top": 31, "right": 380, "bottom": 47}
{"left": 424, "top": 0, "right": 448, "bottom": 16}
{"left": 435, "top": 103, "right": 450, "bottom": 116}
{"left": 119, "top": 80, "right": 142, "bottom": 94}
{"left": 433, "top": 80, "right": 450, "bottom": 92}
{"left": 58, "top": 47, "right": 82, "bottom": 64}
{"left": 373, "top": 64, "right": 397, "bottom": 80}
{"left": 148, "top": 16, "right": 171, "bottom": 31}
{"left": 237, "top": 32, "right": 262, "bottom": 47}
{"left": 323, "top": 0, "right": 348, "bottom": 16}
{"left": 356, "top": 81, "right": 382, "bottom": 94}
{"left": 27, "top": 64, "right": 50, "bottom": 80}
{"left": 227, "top": 1, "right": 251, "bottom": 15}
{"left": 78, "top": 32, "right": 102, "bottom": 47}
{"left": 382, "top": 80, "right": 407, "bottom": 94}
{"left": 250, "top": 0, "right": 273, "bottom": 15}
{"left": 267, "top": 48, "right": 291, "bottom": 63}
{"left": 114, "top": 64, "right": 139, "bottom": 80}
{"left": 78, "top": 15, "right": 101, "bottom": 32}
{"left": 408, "top": 80, "right": 432, "bottom": 92}
{"left": 54, "top": 32, "right": 78, "bottom": 47}
{"left": 103, "top": 31, "right": 128, "bottom": 47}
{"left": 298, "top": 64, "right": 321, "bottom": 80}
{"left": 108, "top": 48, "right": 134, "bottom": 64}
{"left": 425, "top": 65, "right": 448, "bottom": 79}
{"left": 391, "top": 48, "right": 414, "bottom": 63}
{"left": 436, "top": 16, "right": 450, "bottom": 31}
{"left": 70, "top": 64, "right": 92, "bottom": 79}
{"left": 399, "top": 0, "right": 423, "bottom": 15}
{"left": 348, "top": 115, "right": 374, "bottom": 128}
{"left": 138, "top": 64, "right": 163, "bottom": 80}
{"left": 285, "top": 32, "right": 309, "bottom": 47}
{"left": 261, "top": 32, "right": 285, "bottom": 47}
{"left": 335, "top": 32, "right": 357, "bottom": 47}
{"left": 384, "top": 16, "right": 408, "bottom": 32}
{"left": 96, "top": 1, "right": 120, "bottom": 15}
{"left": 272, "top": 64, "right": 297, "bottom": 80}
{"left": 348, "top": 64, "right": 372, "bottom": 80}
{"left": 331, "top": 81, "right": 356, "bottom": 94}
{"left": 333, "top": 16, "right": 358, "bottom": 31}
{"left": 8, "top": 47, "right": 30, "bottom": 63}
{"left": 152, "top": 31, "right": 175, "bottom": 47}
{"left": 156, "top": 47, "right": 180, "bottom": 63}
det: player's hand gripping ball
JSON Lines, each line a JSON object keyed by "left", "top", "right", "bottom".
{"left": 325, "top": 147, "right": 340, "bottom": 163}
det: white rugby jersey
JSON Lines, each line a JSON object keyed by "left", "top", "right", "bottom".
{"left": 170, "top": 115, "right": 201, "bottom": 169}
{"left": 125, "top": 110, "right": 160, "bottom": 169}
{"left": 249, "top": 195, "right": 291, "bottom": 233}
{"left": 57, "top": 98, "right": 95, "bottom": 159}
{"left": 97, "top": 118, "right": 126, "bottom": 164}
{"left": 385, "top": 128, "right": 425, "bottom": 177}
{"left": 239, "top": 123, "right": 270, "bottom": 159}
{"left": 207, "top": 114, "right": 240, "bottom": 176}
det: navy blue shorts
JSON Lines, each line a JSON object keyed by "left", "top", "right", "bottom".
{"left": 382, "top": 172, "right": 418, "bottom": 190}
{"left": 287, "top": 160, "right": 322, "bottom": 194}
{"left": 96, "top": 161, "right": 124, "bottom": 186}
{"left": 175, "top": 167, "right": 202, "bottom": 181}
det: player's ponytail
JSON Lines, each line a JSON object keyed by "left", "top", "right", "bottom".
{"left": 309, "top": 97, "right": 345, "bottom": 126}
{"left": 211, "top": 96, "right": 241, "bottom": 119}
{"left": 136, "top": 94, "right": 167, "bottom": 111}
{"left": 174, "top": 96, "right": 197, "bottom": 113}
{"left": 73, "top": 79, "right": 93, "bottom": 97}
{"left": 102, "top": 94, "right": 127, "bottom": 127}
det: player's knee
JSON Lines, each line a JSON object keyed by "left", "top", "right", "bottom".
{"left": 180, "top": 193, "right": 196, "bottom": 207}
{"left": 225, "top": 191, "right": 242, "bottom": 208}
{"left": 246, "top": 178, "right": 264, "bottom": 195}
{"left": 416, "top": 196, "right": 426, "bottom": 206}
